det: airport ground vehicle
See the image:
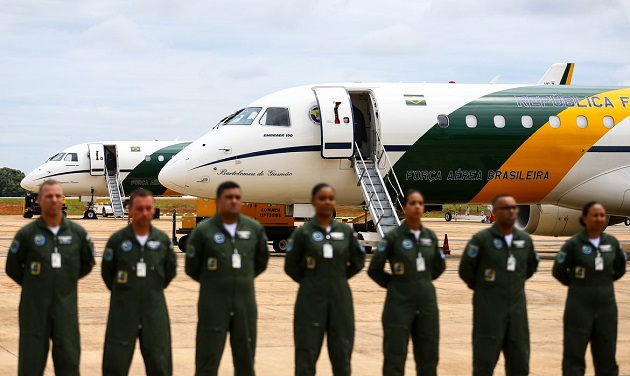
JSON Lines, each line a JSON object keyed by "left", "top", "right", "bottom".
{"left": 172, "top": 198, "right": 295, "bottom": 253}
{"left": 23, "top": 193, "right": 67, "bottom": 218}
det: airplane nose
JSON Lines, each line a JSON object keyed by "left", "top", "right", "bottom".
{"left": 159, "top": 155, "right": 189, "bottom": 192}
{"left": 20, "top": 172, "right": 38, "bottom": 192}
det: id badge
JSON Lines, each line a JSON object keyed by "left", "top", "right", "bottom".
{"left": 232, "top": 253, "right": 242, "bottom": 269}
{"left": 51, "top": 252, "right": 61, "bottom": 268}
{"left": 137, "top": 262, "right": 147, "bottom": 277}
{"left": 416, "top": 256, "right": 426, "bottom": 272}
{"left": 595, "top": 255, "right": 604, "bottom": 271}
{"left": 323, "top": 243, "right": 333, "bottom": 259}
{"left": 507, "top": 255, "right": 516, "bottom": 272}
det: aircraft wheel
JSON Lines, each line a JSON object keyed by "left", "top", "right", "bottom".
{"left": 445, "top": 212, "right": 452, "bottom": 222}
{"left": 273, "top": 238, "right": 289, "bottom": 253}
{"left": 625, "top": 217, "right": 630, "bottom": 226}
{"left": 85, "top": 210, "right": 97, "bottom": 220}
{"left": 102, "top": 208, "right": 108, "bottom": 217}
{"left": 178, "top": 235, "right": 188, "bottom": 253}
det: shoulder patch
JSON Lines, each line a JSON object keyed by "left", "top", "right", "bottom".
{"left": 467, "top": 244, "right": 479, "bottom": 258}
{"left": 439, "top": 248, "right": 446, "bottom": 260}
{"left": 556, "top": 251, "right": 566, "bottom": 264}
{"left": 103, "top": 248, "right": 114, "bottom": 261}
{"left": 186, "top": 245, "right": 196, "bottom": 258}
{"left": 377, "top": 240, "right": 387, "bottom": 252}
{"left": 9, "top": 239, "right": 19, "bottom": 253}
{"left": 286, "top": 238, "right": 294, "bottom": 252}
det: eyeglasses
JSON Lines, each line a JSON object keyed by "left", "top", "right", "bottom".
{"left": 495, "top": 205, "right": 518, "bottom": 211}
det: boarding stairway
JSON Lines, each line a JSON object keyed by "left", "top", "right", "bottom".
{"left": 353, "top": 132, "right": 404, "bottom": 237}
{"left": 105, "top": 167, "right": 126, "bottom": 218}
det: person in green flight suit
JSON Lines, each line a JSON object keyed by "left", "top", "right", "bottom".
{"left": 284, "top": 183, "right": 365, "bottom": 376}
{"left": 185, "top": 180, "right": 269, "bottom": 376}
{"left": 368, "top": 189, "right": 446, "bottom": 376}
{"left": 6, "top": 179, "right": 95, "bottom": 376}
{"left": 553, "top": 201, "right": 627, "bottom": 376}
{"left": 459, "top": 194, "right": 539, "bottom": 376}
{"left": 101, "top": 188, "right": 177, "bottom": 375}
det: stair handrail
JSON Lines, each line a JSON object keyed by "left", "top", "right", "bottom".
{"left": 374, "top": 130, "right": 405, "bottom": 210}
{"left": 354, "top": 143, "right": 388, "bottom": 229}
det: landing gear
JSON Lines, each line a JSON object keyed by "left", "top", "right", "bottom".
{"left": 177, "top": 235, "right": 189, "bottom": 253}
{"left": 84, "top": 209, "right": 97, "bottom": 220}
{"left": 445, "top": 212, "right": 453, "bottom": 222}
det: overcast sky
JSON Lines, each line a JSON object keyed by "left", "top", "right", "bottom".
{"left": 2, "top": 0, "right": 630, "bottom": 173}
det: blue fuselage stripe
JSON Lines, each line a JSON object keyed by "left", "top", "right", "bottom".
{"left": 588, "top": 146, "right": 630, "bottom": 152}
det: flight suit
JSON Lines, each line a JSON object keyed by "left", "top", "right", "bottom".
{"left": 101, "top": 225, "right": 177, "bottom": 376}
{"left": 552, "top": 230, "right": 627, "bottom": 376}
{"left": 5, "top": 216, "right": 95, "bottom": 376}
{"left": 458, "top": 225, "right": 539, "bottom": 376}
{"left": 185, "top": 214, "right": 269, "bottom": 376}
{"left": 284, "top": 220, "right": 365, "bottom": 376}
{"left": 368, "top": 223, "right": 446, "bottom": 376}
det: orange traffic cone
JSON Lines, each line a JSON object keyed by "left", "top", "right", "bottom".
{"left": 442, "top": 234, "right": 450, "bottom": 255}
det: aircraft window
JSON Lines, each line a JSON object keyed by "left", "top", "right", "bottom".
{"left": 549, "top": 116, "right": 561, "bottom": 128}
{"left": 222, "top": 107, "right": 262, "bottom": 126}
{"left": 158, "top": 155, "right": 165, "bottom": 162}
{"left": 437, "top": 114, "right": 449, "bottom": 128}
{"left": 49, "top": 153, "right": 65, "bottom": 161}
{"left": 145, "top": 155, "right": 151, "bottom": 162}
{"left": 465, "top": 115, "right": 477, "bottom": 128}
{"left": 576, "top": 115, "right": 588, "bottom": 129}
{"left": 604, "top": 116, "right": 615, "bottom": 128}
{"left": 494, "top": 115, "right": 506, "bottom": 128}
{"left": 521, "top": 115, "right": 533, "bottom": 128}
{"left": 64, "top": 153, "right": 78, "bottom": 162}
{"left": 259, "top": 107, "right": 291, "bottom": 126}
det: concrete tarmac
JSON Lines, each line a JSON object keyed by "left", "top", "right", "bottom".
{"left": 1, "top": 215, "right": 629, "bottom": 375}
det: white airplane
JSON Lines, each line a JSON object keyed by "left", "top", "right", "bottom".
{"left": 157, "top": 63, "right": 630, "bottom": 237}
{"left": 21, "top": 141, "right": 191, "bottom": 218}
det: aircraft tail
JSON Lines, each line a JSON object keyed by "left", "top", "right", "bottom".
{"left": 538, "top": 63, "right": 575, "bottom": 85}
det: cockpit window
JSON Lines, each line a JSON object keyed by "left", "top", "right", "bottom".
{"left": 49, "top": 153, "right": 65, "bottom": 161}
{"left": 259, "top": 107, "right": 290, "bottom": 126}
{"left": 64, "top": 153, "right": 78, "bottom": 162}
{"left": 220, "top": 107, "right": 262, "bottom": 126}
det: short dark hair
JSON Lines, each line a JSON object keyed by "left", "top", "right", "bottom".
{"left": 216, "top": 181, "right": 241, "bottom": 198}
{"left": 128, "top": 188, "right": 154, "bottom": 206}
{"left": 311, "top": 183, "right": 334, "bottom": 200}
{"left": 38, "top": 179, "right": 62, "bottom": 195}
{"left": 402, "top": 189, "right": 423, "bottom": 206}
{"left": 492, "top": 194, "right": 513, "bottom": 207}
{"left": 580, "top": 201, "right": 604, "bottom": 226}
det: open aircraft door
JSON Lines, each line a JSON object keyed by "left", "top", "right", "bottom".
{"left": 88, "top": 143, "right": 105, "bottom": 176}
{"left": 313, "top": 87, "right": 354, "bottom": 159}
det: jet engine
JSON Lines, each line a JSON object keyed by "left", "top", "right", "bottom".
{"left": 515, "top": 204, "right": 625, "bottom": 237}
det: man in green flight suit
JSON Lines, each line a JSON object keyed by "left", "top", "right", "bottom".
{"left": 186, "top": 181, "right": 269, "bottom": 375}
{"left": 459, "top": 194, "right": 539, "bottom": 376}
{"left": 101, "top": 188, "right": 177, "bottom": 375}
{"left": 6, "top": 179, "right": 95, "bottom": 375}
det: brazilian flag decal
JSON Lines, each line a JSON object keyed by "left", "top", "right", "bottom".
{"left": 404, "top": 94, "right": 426, "bottom": 106}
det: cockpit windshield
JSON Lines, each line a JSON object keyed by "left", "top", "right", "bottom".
{"left": 48, "top": 153, "right": 65, "bottom": 161}
{"left": 215, "top": 107, "right": 262, "bottom": 128}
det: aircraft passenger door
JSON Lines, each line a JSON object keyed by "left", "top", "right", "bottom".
{"left": 88, "top": 143, "right": 105, "bottom": 176}
{"left": 313, "top": 87, "right": 354, "bottom": 159}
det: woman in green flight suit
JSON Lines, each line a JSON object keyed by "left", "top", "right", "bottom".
{"left": 284, "top": 183, "right": 365, "bottom": 376}
{"left": 553, "top": 201, "right": 627, "bottom": 376}
{"left": 368, "top": 189, "right": 446, "bottom": 376}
